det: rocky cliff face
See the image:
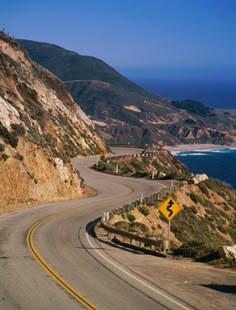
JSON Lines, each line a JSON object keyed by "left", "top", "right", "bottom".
{"left": 0, "top": 32, "right": 105, "bottom": 212}
{"left": 168, "top": 124, "right": 234, "bottom": 145}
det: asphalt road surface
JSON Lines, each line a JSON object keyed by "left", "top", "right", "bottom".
{"left": 0, "top": 148, "right": 235, "bottom": 309}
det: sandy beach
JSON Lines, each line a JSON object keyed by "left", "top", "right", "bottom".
{"left": 164, "top": 144, "right": 236, "bottom": 152}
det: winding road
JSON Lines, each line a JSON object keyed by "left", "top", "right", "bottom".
{"left": 0, "top": 148, "right": 235, "bottom": 309}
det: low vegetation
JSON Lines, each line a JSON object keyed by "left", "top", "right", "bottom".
{"left": 0, "top": 121, "right": 19, "bottom": 148}
{"left": 109, "top": 178, "right": 236, "bottom": 265}
{"left": 93, "top": 146, "right": 191, "bottom": 180}
{"left": 171, "top": 99, "right": 214, "bottom": 117}
{"left": 1, "top": 153, "right": 9, "bottom": 161}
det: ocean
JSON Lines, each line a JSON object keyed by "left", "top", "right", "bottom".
{"left": 132, "top": 78, "right": 236, "bottom": 188}
{"left": 172, "top": 148, "right": 236, "bottom": 189}
{"left": 133, "top": 78, "right": 236, "bottom": 109}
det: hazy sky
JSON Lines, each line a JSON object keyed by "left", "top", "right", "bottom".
{"left": 1, "top": 0, "right": 236, "bottom": 78}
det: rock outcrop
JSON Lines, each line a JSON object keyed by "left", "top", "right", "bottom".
{"left": 192, "top": 174, "right": 208, "bottom": 184}
{"left": 219, "top": 245, "right": 236, "bottom": 260}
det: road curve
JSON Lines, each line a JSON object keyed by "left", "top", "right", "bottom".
{"left": 1, "top": 148, "right": 235, "bottom": 309}
{"left": 0, "top": 147, "right": 173, "bottom": 310}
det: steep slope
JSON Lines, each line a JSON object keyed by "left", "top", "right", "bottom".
{"left": 18, "top": 39, "right": 236, "bottom": 145}
{"left": 108, "top": 178, "right": 236, "bottom": 260}
{"left": 93, "top": 146, "right": 191, "bottom": 180}
{"left": 0, "top": 32, "right": 105, "bottom": 212}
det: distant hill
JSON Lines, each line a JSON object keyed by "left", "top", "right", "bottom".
{"left": 18, "top": 39, "right": 236, "bottom": 146}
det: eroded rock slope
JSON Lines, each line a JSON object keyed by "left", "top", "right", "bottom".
{"left": 0, "top": 32, "right": 105, "bottom": 211}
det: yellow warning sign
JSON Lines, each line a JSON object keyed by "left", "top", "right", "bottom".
{"left": 159, "top": 196, "right": 182, "bottom": 221}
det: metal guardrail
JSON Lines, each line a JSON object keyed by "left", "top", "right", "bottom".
{"left": 108, "top": 144, "right": 148, "bottom": 149}
{"left": 100, "top": 221, "right": 163, "bottom": 250}
{"left": 100, "top": 186, "right": 177, "bottom": 253}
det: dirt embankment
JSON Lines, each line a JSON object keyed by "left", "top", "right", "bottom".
{"left": 109, "top": 178, "right": 236, "bottom": 261}
{"left": 0, "top": 139, "right": 82, "bottom": 213}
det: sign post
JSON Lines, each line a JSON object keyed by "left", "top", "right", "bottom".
{"left": 115, "top": 163, "right": 119, "bottom": 174}
{"left": 140, "top": 193, "right": 143, "bottom": 204}
{"left": 158, "top": 196, "right": 182, "bottom": 251}
{"left": 168, "top": 221, "right": 171, "bottom": 240}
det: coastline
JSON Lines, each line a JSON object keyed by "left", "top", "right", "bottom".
{"left": 164, "top": 144, "right": 236, "bottom": 153}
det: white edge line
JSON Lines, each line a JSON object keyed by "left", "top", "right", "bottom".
{"left": 86, "top": 232, "right": 190, "bottom": 310}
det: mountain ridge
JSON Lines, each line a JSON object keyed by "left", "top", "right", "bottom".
{"left": 18, "top": 38, "right": 236, "bottom": 146}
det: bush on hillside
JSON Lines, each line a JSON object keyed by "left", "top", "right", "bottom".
{"left": 11, "top": 123, "right": 26, "bottom": 136}
{"left": 127, "top": 214, "right": 136, "bottom": 224}
{"left": 138, "top": 205, "right": 150, "bottom": 216}
{"left": 1, "top": 153, "right": 9, "bottom": 161}
{"left": 114, "top": 221, "right": 129, "bottom": 231}
{"left": 0, "top": 122, "right": 19, "bottom": 148}
{"left": 0, "top": 143, "right": 5, "bottom": 152}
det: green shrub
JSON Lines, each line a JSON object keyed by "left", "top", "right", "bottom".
{"left": 138, "top": 205, "right": 150, "bottom": 216}
{"left": 8, "top": 135, "right": 18, "bottom": 148}
{"left": 190, "top": 205, "right": 198, "bottom": 214}
{"left": 129, "top": 222, "right": 150, "bottom": 235}
{"left": 43, "top": 133, "right": 56, "bottom": 147}
{"left": 218, "top": 258, "right": 236, "bottom": 269}
{"left": 0, "top": 122, "right": 10, "bottom": 140}
{"left": 173, "top": 240, "right": 216, "bottom": 258}
{"left": 141, "top": 156, "right": 149, "bottom": 165}
{"left": 222, "top": 203, "right": 230, "bottom": 211}
{"left": 197, "top": 182, "right": 209, "bottom": 197}
{"left": 210, "top": 222, "right": 215, "bottom": 230}
{"left": 130, "top": 159, "right": 146, "bottom": 171}
{"left": 11, "top": 123, "right": 26, "bottom": 136}
{"left": 228, "top": 200, "right": 236, "bottom": 210}
{"left": 0, "top": 122, "right": 18, "bottom": 148}
{"left": 188, "top": 192, "right": 204, "bottom": 204}
{"left": 0, "top": 143, "right": 4, "bottom": 152}
{"left": 127, "top": 214, "right": 136, "bottom": 224}
{"left": 1, "top": 153, "right": 9, "bottom": 161}
{"left": 205, "top": 178, "right": 232, "bottom": 193}
{"left": 114, "top": 221, "right": 129, "bottom": 231}
{"left": 15, "top": 152, "right": 24, "bottom": 161}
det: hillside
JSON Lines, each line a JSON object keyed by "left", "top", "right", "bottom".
{"left": 108, "top": 178, "right": 236, "bottom": 260}
{"left": 18, "top": 39, "right": 236, "bottom": 146}
{"left": 0, "top": 32, "right": 105, "bottom": 212}
{"left": 93, "top": 146, "right": 191, "bottom": 180}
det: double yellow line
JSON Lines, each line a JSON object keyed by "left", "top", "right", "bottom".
{"left": 26, "top": 182, "right": 134, "bottom": 309}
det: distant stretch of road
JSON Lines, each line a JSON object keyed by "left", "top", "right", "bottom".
{"left": 0, "top": 148, "right": 235, "bottom": 309}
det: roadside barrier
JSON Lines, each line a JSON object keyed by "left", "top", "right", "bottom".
{"left": 100, "top": 185, "right": 177, "bottom": 254}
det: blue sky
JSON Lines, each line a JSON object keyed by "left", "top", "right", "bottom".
{"left": 1, "top": 0, "right": 236, "bottom": 78}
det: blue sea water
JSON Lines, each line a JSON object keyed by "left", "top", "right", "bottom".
{"left": 131, "top": 78, "right": 236, "bottom": 187}
{"left": 133, "top": 78, "right": 236, "bottom": 109}
{"left": 173, "top": 148, "right": 236, "bottom": 189}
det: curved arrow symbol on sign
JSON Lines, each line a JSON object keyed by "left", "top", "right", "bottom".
{"left": 167, "top": 199, "right": 174, "bottom": 217}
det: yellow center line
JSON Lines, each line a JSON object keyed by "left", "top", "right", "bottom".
{"left": 26, "top": 181, "right": 134, "bottom": 310}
